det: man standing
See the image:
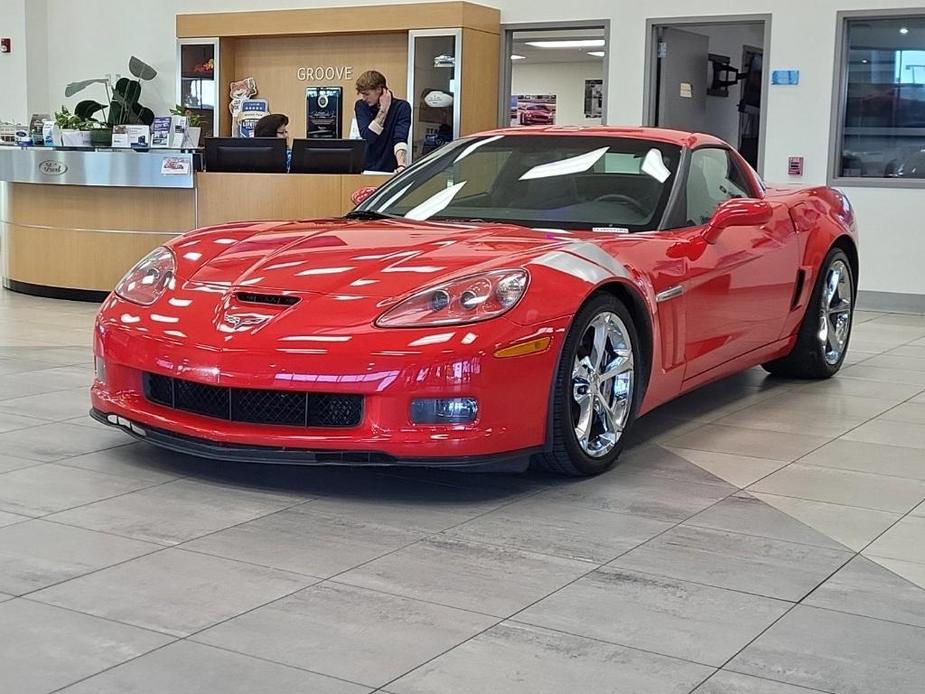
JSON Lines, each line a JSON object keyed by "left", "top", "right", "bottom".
{"left": 354, "top": 70, "right": 411, "bottom": 173}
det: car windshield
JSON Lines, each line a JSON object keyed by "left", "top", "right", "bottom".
{"left": 356, "top": 135, "right": 682, "bottom": 232}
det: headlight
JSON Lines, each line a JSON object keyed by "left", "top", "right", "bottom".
{"left": 114, "top": 246, "right": 176, "bottom": 306}
{"left": 376, "top": 269, "right": 528, "bottom": 328}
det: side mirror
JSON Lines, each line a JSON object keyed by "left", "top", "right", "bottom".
{"left": 703, "top": 199, "right": 773, "bottom": 244}
{"left": 350, "top": 186, "right": 378, "bottom": 206}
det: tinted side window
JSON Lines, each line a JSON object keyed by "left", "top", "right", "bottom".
{"left": 685, "top": 148, "right": 752, "bottom": 226}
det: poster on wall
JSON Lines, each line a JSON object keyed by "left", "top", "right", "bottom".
{"left": 584, "top": 80, "right": 603, "bottom": 119}
{"left": 511, "top": 94, "right": 557, "bottom": 126}
{"left": 306, "top": 86, "right": 343, "bottom": 139}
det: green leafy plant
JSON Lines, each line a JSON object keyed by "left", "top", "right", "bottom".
{"left": 65, "top": 56, "right": 157, "bottom": 127}
{"left": 54, "top": 106, "right": 94, "bottom": 130}
{"left": 170, "top": 104, "right": 204, "bottom": 127}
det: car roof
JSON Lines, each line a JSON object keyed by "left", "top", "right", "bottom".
{"left": 476, "top": 125, "right": 728, "bottom": 149}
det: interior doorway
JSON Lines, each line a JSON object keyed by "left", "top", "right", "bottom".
{"left": 500, "top": 22, "right": 609, "bottom": 129}
{"left": 645, "top": 16, "right": 770, "bottom": 172}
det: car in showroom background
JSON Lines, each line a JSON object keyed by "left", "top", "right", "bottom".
{"left": 91, "top": 127, "right": 858, "bottom": 476}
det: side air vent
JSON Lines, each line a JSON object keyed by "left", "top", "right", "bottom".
{"left": 791, "top": 270, "right": 806, "bottom": 309}
{"left": 235, "top": 292, "right": 300, "bottom": 306}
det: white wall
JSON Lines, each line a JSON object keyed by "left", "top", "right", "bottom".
{"left": 512, "top": 61, "right": 603, "bottom": 126}
{"left": 17, "top": 0, "right": 925, "bottom": 298}
{"left": 0, "top": 0, "right": 28, "bottom": 123}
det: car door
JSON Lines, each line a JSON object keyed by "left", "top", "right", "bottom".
{"left": 666, "top": 147, "right": 798, "bottom": 380}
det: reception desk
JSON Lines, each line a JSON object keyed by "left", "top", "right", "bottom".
{"left": 0, "top": 148, "right": 390, "bottom": 300}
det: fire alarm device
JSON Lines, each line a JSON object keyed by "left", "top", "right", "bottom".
{"left": 788, "top": 156, "right": 804, "bottom": 176}
{"left": 0, "top": 39, "right": 11, "bottom": 54}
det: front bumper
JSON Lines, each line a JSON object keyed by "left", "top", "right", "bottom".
{"left": 90, "top": 408, "right": 535, "bottom": 470}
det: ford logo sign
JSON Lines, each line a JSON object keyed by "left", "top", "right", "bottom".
{"left": 39, "top": 160, "right": 68, "bottom": 176}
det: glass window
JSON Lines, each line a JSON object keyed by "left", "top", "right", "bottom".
{"left": 684, "top": 148, "right": 751, "bottom": 226}
{"left": 836, "top": 16, "right": 925, "bottom": 179}
{"left": 357, "top": 135, "right": 682, "bottom": 232}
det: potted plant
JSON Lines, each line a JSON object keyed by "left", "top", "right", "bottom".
{"left": 87, "top": 120, "right": 113, "bottom": 148}
{"left": 55, "top": 106, "right": 92, "bottom": 147}
{"left": 64, "top": 57, "right": 157, "bottom": 135}
{"left": 171, "top": 104, "right": 204, "bottom": 147}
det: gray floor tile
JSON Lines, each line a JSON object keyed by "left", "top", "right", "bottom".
{"left": 616, "top": 444, "right": 737, "bottom": 488}
{"left": 194, "top": 582, "right": 497, "bottom": 688}
{"left": 749, "top": 463, "right": 925, "bottom": 513}
{"left": 516, "top": 566, "right": 790, "bottom": 667}
{"left": 390, "top": 621, "right": 713, "bottom": 694}
{"left": 843, "top": 418, "right": 925, "bottom": 450}
{"left": 47, "top": 478, "right": 308, "bottom": 545}
{"left": 338, "top": 536, "right": 592, "bottom": 616}
{"left": 839, "top": 364, "right": 925, "bottom": 385}
{"left": 864, "top": 515, "right": 925, "bottom": 564}
{"left": 666, "top": 425, "right": 830, "bottom": 462}
{"left": 534, "top": 468, "right": 733, "bottom": 523}
{"left": 54, "top": 443, "right": 187, "bottom": 484}
{"left": 0, "top": 421, "right": 132, "bottom": 461}
{"left": 58, "top": 640, "right": 371, "bottom": 694}
{"left": 0, "top": 463, "right": 155, "bottom": 516}
{"left": 0, "top": 519, "right": 160, "bottom": 595}
{"left": 662, "top": 447, "right": 787, "bottom": 489}
{"left": 0, "top": 452, "right": 42, "bottom": 474}
{"left": 695, "top": 671, "right": 830, "bottom": 693}
{"left": 712, "top": 394, "right": 888, "bottom": 438}
{"left": 611, "top": 525, "right": 851, "bottom": 601}
{"left": 805, "top": 555, "right": 925, "bottom": 628}
{"left": 31, "top": 548, "right": 313, "bottom": 637}
{"left": 685, "top": 494, "right": 847, "bottom": 550}
{"left": 0, "top": 387, "right": 92, "bottom": 422}
{"left": 798, "top": 439, "right": 925, "bottom": 480}
{"left": 0, "top": 599, "right": 172, "bottom": 694}
{"left": 444, "top": 497, "right": 673, "bottom": 563}
{"left": 796, "top": 376, "right": 923, "bottom": 402}
{"left": 0, "top": 592, "right": 11, "bottom": 603}
{"left": 0, "top": 510, "right": 28, "bottom": 528}
{"left": 879, "top": 401, "right": 925, "bottom": 424}
{"left": 728, "top": 605, "right": 925, "bottom": 694}
{"left": 183, "top": 507, "right": 424, "bottom": 578}
{"left": 0, "top": 411, "right": 46, "bottom": 434}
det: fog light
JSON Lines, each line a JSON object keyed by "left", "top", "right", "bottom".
{"left": 94, "top": 356, "right": 106, "bottom": 384}
{"left": 411, "top": 398, "right": 479, "bottom": 424}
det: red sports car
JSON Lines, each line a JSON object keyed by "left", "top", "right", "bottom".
{"left": 91, "top": 127, "right": 858, "bottom": 476}
{"left": 519, "top": 104, "right": 554, "bottom": 125}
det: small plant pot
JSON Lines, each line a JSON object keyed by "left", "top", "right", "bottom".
{"left": 184, "top": 126, "right": 202, "bottom": 148}
{"left": 89, "top": 128, "right": 113, "bottom": 148}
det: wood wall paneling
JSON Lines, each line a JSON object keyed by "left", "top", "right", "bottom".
{"left": 177, "top": 2, "right": 501, "bottom": 39}
{"left": 460, "top": 28, "right": 501, "bottom": 136}
{"left": 229, "top": 34, "right": 408, "bottom": 141}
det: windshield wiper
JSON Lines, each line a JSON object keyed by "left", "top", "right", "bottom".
{"left": 343, "top": 210, "right": 401, "bottom": 220}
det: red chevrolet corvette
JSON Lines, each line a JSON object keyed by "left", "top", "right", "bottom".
{"left": 91, "top": 127, "right": 858, "bottom": 476}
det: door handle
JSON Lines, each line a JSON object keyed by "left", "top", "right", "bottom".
{"left": 656, "top": 285, "right": 684, "bottom": 303}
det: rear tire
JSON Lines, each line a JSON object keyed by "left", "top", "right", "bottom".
{"left": 762, "top": 247, "right": 855, "bottom": 379}
{"left": 533, "top": 294, "right": 642, "bottom": 476}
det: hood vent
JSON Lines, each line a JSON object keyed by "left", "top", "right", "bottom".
{"left": 235, "top": 292, "right": 300, "bottom": 307}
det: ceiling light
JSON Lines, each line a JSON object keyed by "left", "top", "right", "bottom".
{"left": 526, "top": 39, "right": 606, "bottom": 49}
{"left": 900, "top": 27, "right": 910, "bottom": 35}
{"left": 511, "top": 54, "right": 526, "bottom": 60}
{"left": 588, "top": 51, "right": 605, "bottom": 57}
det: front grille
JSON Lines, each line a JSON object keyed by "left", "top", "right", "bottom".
{"left": 143, "top": 373, "right": 362, "bottom": 428}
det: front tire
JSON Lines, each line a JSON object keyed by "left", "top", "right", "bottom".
{"left": 534, "top": 294, "right": 642, "bottom": 476}
{"left": 763, "top": 247, "right": 855, "bottom": 379}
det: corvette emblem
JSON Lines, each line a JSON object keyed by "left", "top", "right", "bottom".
{"left": 222, "top": 313, "right": 271, "bottom": 329}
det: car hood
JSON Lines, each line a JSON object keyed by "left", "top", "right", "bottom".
{"left": 174, "top": 218, "right": 573, "bottom": 299}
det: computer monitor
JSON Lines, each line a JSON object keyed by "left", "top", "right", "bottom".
{"left": 204, "top": 137, "right": 288, "bottom": 173}
{"left": 290, "top": 139, "right": 367, "bottom": 174}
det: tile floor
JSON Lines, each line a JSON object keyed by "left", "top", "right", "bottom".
{"left": 0, "top": 289, "right": 923, "bottom": 693}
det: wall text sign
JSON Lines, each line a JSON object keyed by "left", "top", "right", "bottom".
{"left": 297, "top": 66, "right": 354, "bottom": 82}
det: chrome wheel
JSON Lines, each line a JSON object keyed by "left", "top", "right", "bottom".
{"left": 571, "top": 311, "right": 634, "bottom": 458}
{"left": 818, "top": 259, "right": 853, "bottom": 365}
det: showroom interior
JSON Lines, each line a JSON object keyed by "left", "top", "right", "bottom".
{"left": 1, "top": 0, "right": 925, "bottom": 692}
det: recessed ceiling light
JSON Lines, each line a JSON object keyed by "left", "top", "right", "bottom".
{"left": 900, "top": 27, "right": 910, "bottom": 35}
{"left": 588, "top": 51, "right": 605, "bottom": 58}
{"left": 526, "top": 39, "right": 606, "bottom": 49}
{"left": 862, "top": 59, "right": 869, "bottom": 63}
{"left": 511, "top": 54, "right": 526, "bottom": 60}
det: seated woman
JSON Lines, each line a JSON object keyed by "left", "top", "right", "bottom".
{"left": 253, "top": 113, "right": 289, "bottom": 139}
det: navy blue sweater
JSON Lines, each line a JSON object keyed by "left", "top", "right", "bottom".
{"left": 354, "top": 98, "right": 412, "bottom": 172}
